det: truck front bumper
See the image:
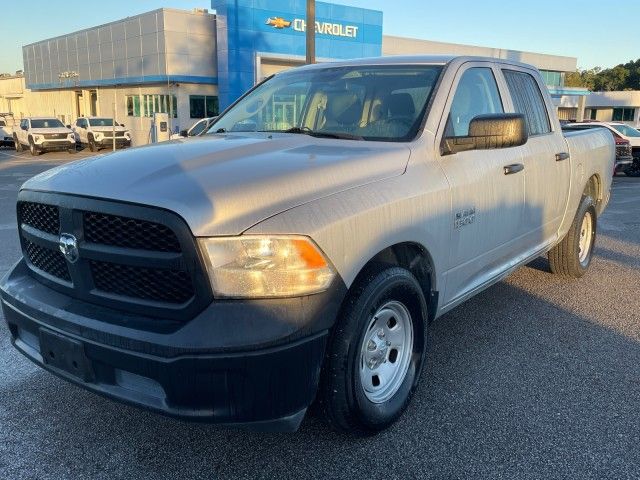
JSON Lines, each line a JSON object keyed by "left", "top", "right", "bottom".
{"left": 1, "top": 260, "right": 345, "bottom": 431}
{"left": 35, "top": 140, "right": 75, "bottom": 152}
{"left": 95, "top": 137, "right": 131, "bottom": 149}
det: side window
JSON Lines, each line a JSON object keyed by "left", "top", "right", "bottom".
{"left": 75, "top": 119, "right": 81, "bottom": 127}
{"left": 503, "top": 70, "right": 551, "bottom": 136}
{"left": 446, "top": 67, "right": 503, "bottom": 137}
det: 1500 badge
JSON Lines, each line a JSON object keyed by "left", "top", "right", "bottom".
{"left": 455, "top": 207, "right": 476, "bottom": 229}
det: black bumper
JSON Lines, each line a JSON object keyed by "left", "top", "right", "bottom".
{"left": 1, "top": 137, "right": 12, "bottom": 147}
{"left": 37, "top": 141, "right": 75, "bottom": 152}
{"left": 96, "top": 138, "right": 130, "bottom": 148}
{"left": 1, "top": 260, "right": 346, "bottom": 431}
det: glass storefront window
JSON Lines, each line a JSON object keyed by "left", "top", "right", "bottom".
{"left": 190, "top": 95, "right": 219, "bottom": 118}
{"left": 612, "top": 108, "right": 635, "bottom": 122}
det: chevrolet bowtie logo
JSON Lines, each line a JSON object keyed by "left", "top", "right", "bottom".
{"left": 265, "top": 17, "right": 292, "bottom": 29}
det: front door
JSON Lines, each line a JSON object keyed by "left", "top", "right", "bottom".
{"left": 436, "top": 64, "right": 527, "bottom": 306}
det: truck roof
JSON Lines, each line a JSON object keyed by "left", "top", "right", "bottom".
{"left": 289, "top": 55, "right": 539, "bottom": 73}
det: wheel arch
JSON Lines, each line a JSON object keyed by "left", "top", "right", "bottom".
{"left": 584, "top": 173, "right": 603, "bottom": 214}
{"left": 348, "top": 241, "right": 438, "bottom": 322}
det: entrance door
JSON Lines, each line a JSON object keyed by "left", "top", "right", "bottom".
{"left": 436, "top": 64, "right": 527, "bottom": 306}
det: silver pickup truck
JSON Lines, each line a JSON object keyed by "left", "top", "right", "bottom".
{"left": 1, "top": 56, "right": 614, "bottom": 435}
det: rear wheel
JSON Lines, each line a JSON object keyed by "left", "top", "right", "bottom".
{"left": 319, "top": 266, "right": 428, "bottom": 436}
{"left": 548, "top": 195, "right": 597, "bottom": 278}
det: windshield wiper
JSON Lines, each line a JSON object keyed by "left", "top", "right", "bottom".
{"left": 276, "top": 126, "right": 363, "bottom": 140}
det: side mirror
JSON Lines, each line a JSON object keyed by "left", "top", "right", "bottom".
{"left": 120, "top": 123, "right": 125, "bottom": 127}
{"left": 442, "top": 113, "right": 527, "bottom": 155}
{"left": 180, "top": 129, "right": 188, "bottom": 137}
{"left": 21, "top": 125, "right": 28, "bottom": 130}
{"left": 66, "top": 125, "right": 71, "bottom": 129}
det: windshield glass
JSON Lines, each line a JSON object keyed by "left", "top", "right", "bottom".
{"left": 88, "top": 118, "right": 114, "bottom": 127}
{"left": 31, "top": 119, "right": 64, "bottom": 128}
{"left": 611, "top": 123, "right": 640, "bottom": 137}
{"left": 208, "top": 65, "right": 443, "bottom": 141}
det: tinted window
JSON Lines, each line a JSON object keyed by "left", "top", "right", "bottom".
{"left": 612, "top": 108, "right": 635, "bottom": 122}
{"left": 89, "top": 118, "right": 114, "bottom": 127}
{"left": 30, "top": 119, "right": 64, "bottom": 128}
{"left": 503, "top": 70, "right": 551, "bottom": 136}
{"left": 446, "top": 67, "right": 503, "bottom": 137}
{"left": 0, "top": 120, "right": 5, "bottom": 127}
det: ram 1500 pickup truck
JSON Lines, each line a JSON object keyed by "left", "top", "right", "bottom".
{"left": 1, "top": 56, "right": 614, "bottom": 435}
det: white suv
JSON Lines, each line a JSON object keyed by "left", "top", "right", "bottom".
{"left": 14, "top": 117, "right": 76, "bottom": 155}
{"left": 73, "top": 117, "right": 131, "bottom": 152}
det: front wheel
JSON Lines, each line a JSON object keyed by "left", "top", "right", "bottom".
{"left": 319, "top": 266, "right": 428, "bottom": 435}
{"left": 29, "top": 138, "right": 39, "bottom": 156}
{"left": 548, "top": 195, "right": 597, "bottom": 278}
{"left": 88, "top": 135, "right": 98, "bottom": 152}
{"left": 624, "top": 159, "right": 640, "bottom": 177}
{"left": 13, "top": 136, "right": 22, "bottom": 152}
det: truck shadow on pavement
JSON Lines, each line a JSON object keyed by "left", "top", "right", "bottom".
{"left": 1, "top": 269, "right": 638, "bottom": 479}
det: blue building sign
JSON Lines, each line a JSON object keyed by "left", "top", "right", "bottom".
{"left": 211, "top": 0, "right": 383, "bottom": 109}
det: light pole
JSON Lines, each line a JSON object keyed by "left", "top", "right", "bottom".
{"left": 306, "top": 0, "right": 315, "bottom": 64}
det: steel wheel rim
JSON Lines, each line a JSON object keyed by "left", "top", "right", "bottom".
{"left": 359, "top": 300, "right": 414, "bottom": 404}
{"left": 578, "top": 211, "right": 593, "bottom": 264}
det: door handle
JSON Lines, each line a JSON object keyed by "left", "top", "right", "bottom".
{"left": 503, "top": 163, "right": 524, "bottom": 175}
{"left": 556, "top": 152, "right": 570, "bottom": 161}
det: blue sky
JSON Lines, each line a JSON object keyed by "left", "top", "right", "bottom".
{"left": 2, "top": 0, "right": 637, "bottom": 73}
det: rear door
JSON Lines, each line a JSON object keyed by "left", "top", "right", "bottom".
{"left": 436, "top": 63, "right": 527, "bottom": 306}
{"left": 499, "top": 67, "right": 571, "bottom": 249}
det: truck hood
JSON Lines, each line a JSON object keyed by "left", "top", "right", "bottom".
{"left": 23, "top": 133, "right": 410, "bottom": 236}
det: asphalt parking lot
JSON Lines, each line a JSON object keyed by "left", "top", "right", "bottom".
{"left": 0, "top": 147, "right": 638, "bottom": 480}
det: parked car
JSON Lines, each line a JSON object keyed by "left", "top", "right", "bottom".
{"left": 1, "top": 56, "right": 614, "bottom": 435}
{"left": 0, "top": 114, "right": 14, "bottom": 148}
{"left": 170, "top": 117, "right": 218, "bottom": 140}
{"left": 72, "top": 117, "right": 131, "bottom": 152}
{"left": 562, "top": 123, "right": 633, "bottom": 175}
{"left": 570, "top": 121, "right": 640, "bottom": 176}
{"left": 13, "top": 117, "right": 76, "bottom": 155}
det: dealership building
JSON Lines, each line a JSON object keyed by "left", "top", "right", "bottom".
{"left": 1, "top": 0, "right": 588, "bottom": 145}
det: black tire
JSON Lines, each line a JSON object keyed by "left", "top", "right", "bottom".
{"left": 88, "top": 135, "right": 97, "bottom": 152}
{"left": 548, "top": 195, "right": 597, "bottom": 278}
{"left": 28, "top": 138, "right": 39, "bottom": 156}
{"left": 624, "top": 159, "right": 640, "bottom": 177}
{"left": 13, "top": 135, "right": 22, "bottom": 152}
{"left": 319, "top": 266, "right": 428, "bottom": 436}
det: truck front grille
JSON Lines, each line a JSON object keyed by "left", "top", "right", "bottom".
{"left": 84, "top": 212, "right": 181, "bottom": 252}
{"left": 101, "top": 131, "right": 125, "bottom": 138}
{"left": 17, "top": 195, "right": 212, "bottom": 322}
{"left": 23, "top": 238, "right": 71, "bottom": 282}
{"left": 44, "top": 133, "right": 68, "bottom": 140}
{"left": 19, "top": 202, "right": 60, "bottom": 235}
{"left": 90, "top": 260, "right": 194, "bottom": 304}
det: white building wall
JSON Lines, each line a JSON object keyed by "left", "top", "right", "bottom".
{"left": 382, "top": 36, "right": 577, "bottom": 72}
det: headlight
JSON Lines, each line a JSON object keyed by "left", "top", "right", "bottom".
{"left": 94, "top": 132, "right": 103, "bottom": 139}
{"left": 33, "top": 135, "right": 42, "bottom": 141}
{"left": 68, "top": 133, "right": 75, "bottom": 139}
{"left": 198, "top": 235, "right": 335, "bottom": 298}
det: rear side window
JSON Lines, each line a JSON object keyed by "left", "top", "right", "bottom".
{"left": 503, "top": 70, "right": 551, "bottom": 136}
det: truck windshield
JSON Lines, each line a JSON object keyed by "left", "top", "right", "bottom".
{"left": 88, "top": 118, "right": 114, "bottom": 127}
{"left": 611, "top": 124, "right": 640, "bottom": 137}
{"left": 208, "top": 65, "right": 443, "bottom": 142}
{"left": 31, "top": 119, "right": 64, "bottom": 128}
